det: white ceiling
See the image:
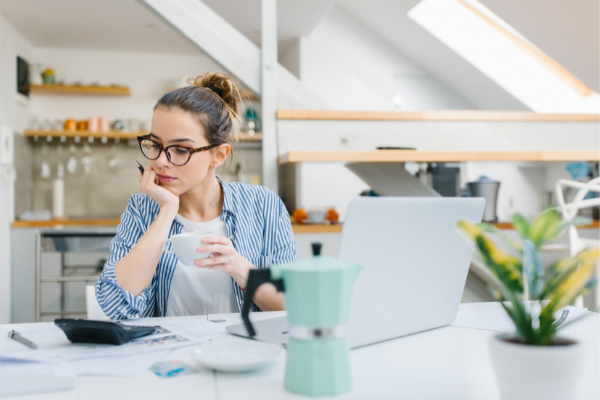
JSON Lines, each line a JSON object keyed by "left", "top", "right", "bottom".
{"left": 202, "top": 0, "right": 336, "bottom": 53}
{"left": 0, "top": 0, "right": 335, "bottom": 55}
{"left": 0, "top": 0, "right": 203, "bottom": 54}
{"left": 481, "top": 0, "right": 599, "bottom": 93}
{"left": 339, "top": 0, "right": 599, "bottom": 110}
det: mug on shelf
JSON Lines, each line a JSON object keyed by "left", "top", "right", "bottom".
{"left": 27, "top": 117, "right": 41, "bottom": 131}
{"left": 306, "top": 209, "right": 327, "bottom": 224}
{"left": 112, "top": 119, "right": 129, "bottom": 132}
{"left": 88, "top": 117, "right": 99, "bottom": 133}
{"left": 99, "top": 116, "right": 110, "bottom": 133}
{"left": 76, "top": 120, "right": 88, "bottom": 131}
{"left": 53, "top": 119, "right": 64, "bottom": 131}
{"left": 128, "top": 119, "right": 141, "bottom": 132}
{"left": 64, "top": 118, "right": 76, "bottom": 132}
{"left": 40, "top": 119, "right": 53, "bottom": 132}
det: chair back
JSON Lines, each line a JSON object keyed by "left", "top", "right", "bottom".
{"left": 86, "top": 285, "right": 110, "bottom": 320}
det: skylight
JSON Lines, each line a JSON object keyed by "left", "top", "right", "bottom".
{"left": 408, "top": 0, "right": 600, "bottom": 114}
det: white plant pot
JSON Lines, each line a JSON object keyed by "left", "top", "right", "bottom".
{"left": 489, "top": 334, "right": 585, "bottom": 400}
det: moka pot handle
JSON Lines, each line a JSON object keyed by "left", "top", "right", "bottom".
{"left": 242, "top": 268, "right": 284, "bottom": 337}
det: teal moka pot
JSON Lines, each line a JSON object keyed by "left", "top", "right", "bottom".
{"left": 242, "top": 244, "right": 361, "bottom": 396}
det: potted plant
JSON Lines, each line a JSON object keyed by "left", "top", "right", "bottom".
{"left": 457, "top": 209, "right": 598, "bottom": 400}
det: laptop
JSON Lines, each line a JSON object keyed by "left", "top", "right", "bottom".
{"left": 227, "top": 197, "right": 485, "bottom": 348}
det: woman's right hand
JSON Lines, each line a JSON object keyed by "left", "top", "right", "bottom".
{"left": 137, "top": 166, "right": 179, "bottom": 212}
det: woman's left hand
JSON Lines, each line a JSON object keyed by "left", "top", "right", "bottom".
{"left": 195, "top": 236, "right": 254, "bottom": 288}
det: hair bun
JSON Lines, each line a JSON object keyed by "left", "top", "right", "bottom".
{"left": 187, "top": 72, "right": 240, "bottom": 117}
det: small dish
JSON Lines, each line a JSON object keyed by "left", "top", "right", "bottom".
{"left": 192, "top": 337, "right": 282, "bottom": 372}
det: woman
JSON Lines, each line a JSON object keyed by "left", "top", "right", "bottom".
{"left": 97, "top": 72, "right": 297, "bottom": 319}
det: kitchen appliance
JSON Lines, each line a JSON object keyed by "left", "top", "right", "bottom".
{"left": 242, "top": 244, "right": 361, "bottom": 396}
{"left": 467, "top": 175, "right": 500, "bottom": 222}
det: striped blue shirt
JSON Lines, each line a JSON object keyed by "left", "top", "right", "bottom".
{"left": 96, "top": 178, "right": 298, "bottom": 320}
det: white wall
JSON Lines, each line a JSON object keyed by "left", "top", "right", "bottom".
{"left": 297, "top": 163, "right": 369, "bottom": 221}
{"left": 29, "top": 48, "right": 222, "bottom": 122}
{"left": 0, "top": 14, "right": 32, "bottom": 324}
{"left": 279, "top": 39, "right": 301, "bottom": 80}
{"left": 300, "top": 5, "right": 470, "bottom": 111}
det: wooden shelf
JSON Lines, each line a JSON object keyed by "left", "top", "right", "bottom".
{"left": 277, "top": 109, "right": 600, "bottom": 122}
{"left": 24, "top": 130, "right": 145, "bottom": 139}
{"left": 235, "top": 133, "right": 262, "bottom": 142}
{"left": 240, "top": 90, "right": 259, "bottom": 101}
{"left": 24, "top": 130, "right": 261, "bottom": 142}
{"left": 279, "top": 150, "right": 600, "bottom": 164}
{"left": 292, "top": 224, "right": 343, "bottom": 234}
{"left": 30, "top": 84, "right": 130, "bottom": 96}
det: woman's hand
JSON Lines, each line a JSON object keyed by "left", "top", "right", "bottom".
{"left": 197, "top": 236, "right": 284, "bottom": 311}
{"left": 195, "top": 236, "right": 254, "bottom": 288}
{"left": 137, "top": 166, "right": 179, "bottom": 212}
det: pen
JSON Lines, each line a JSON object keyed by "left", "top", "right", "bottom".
{"left": 135, "top": 159, "right": 145, "bottom": 175}
{"left": 8, "top": 330, "right": 37, "bottom": 350}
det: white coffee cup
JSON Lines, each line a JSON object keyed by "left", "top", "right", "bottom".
{"left": 306, "top": 210, "right": 326, "bottom": 223}
{"left": 163, "top": 231, "right": 214, "bottom": 266}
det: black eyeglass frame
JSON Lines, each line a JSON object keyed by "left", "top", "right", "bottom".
{"left": 137, "top": 135, "right": 219, "bottom": 166}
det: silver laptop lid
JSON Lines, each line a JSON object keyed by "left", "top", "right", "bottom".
{"left": 341, "top": 197, "right": 484, "bottom": 348}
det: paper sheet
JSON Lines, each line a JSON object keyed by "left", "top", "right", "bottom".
{"left": 0, "top": 361, "right": 76, "bottom": 397}
{"left": 1, "top": 319, "right": 225, "bottom": 365}
{"left": 451, "top": 305, "right": 588, "bottom": 333}
{"left": 66, "top": 350, "right": 171, "bottom": 377}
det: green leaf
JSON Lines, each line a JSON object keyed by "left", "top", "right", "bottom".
{"left": 546, "top": 257, "right": 597, "bottom": 311}
{"left": 477, "top": 223, "right": 523, "bottom": 253}
{"left": 505, "top": 291, "right": 534, "bottom": 343}
{"left": 511, "top": 213, "right": 532, "bottom": 241}
{"left": 543, "top": 248, "right": 599, "bottom": 303}
{"left": 537, "top": 305, "right": 558, "bottom": 345}
{"left": 584, "top": 278, "right": 598, "bottom": 291}
{"left": 530, "top": 209, "right": 564, "bottom": 249}
{"left": 457, "top": 220, "right": 523, "bottom": 293}
{"left": 476, "top": 236, "right": 523, "bottom": 293}
{"left": 488, "top": 281, "right": 534, "bottom": 343}
{"left": 522, "top": 240, "right": 544, "bottom": 300}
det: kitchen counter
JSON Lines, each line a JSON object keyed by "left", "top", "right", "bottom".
{"left": 11, "top": 218, "right": 599, "bottom": 232}
{"left": 12, "top": 218, "right": 121, "bottom": 228}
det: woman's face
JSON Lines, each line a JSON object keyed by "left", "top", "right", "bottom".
{"left": 148, "top": 107, "right": 228, "bottom": 196}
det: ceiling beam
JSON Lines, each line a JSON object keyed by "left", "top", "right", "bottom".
{"left": 138, "top": 0, "right": 326, "bottom": 108}
{"left": 139, "top": 0, "right": 261, "bottom": 93}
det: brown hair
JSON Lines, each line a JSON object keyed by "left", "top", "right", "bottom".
{"left": 154, "top": 71, "right": 242, "bottom": 146}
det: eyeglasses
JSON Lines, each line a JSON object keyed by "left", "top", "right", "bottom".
{"left": 137, "top": 135, "right": 218, "bottom": 166}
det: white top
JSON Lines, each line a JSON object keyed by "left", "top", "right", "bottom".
{"left": 166, "top": 214, "right": 239, "bottom": 316}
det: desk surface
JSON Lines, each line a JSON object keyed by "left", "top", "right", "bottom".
{"left": 1, "top": 304, "right": 597, "bottom": 400}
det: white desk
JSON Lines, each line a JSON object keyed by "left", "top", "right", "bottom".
{"left": 1, "top": 304, "right": 598, "bottom": 400}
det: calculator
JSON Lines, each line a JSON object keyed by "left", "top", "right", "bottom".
{"left": 55, "top": 319, "right": 157, "bottom": 345}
